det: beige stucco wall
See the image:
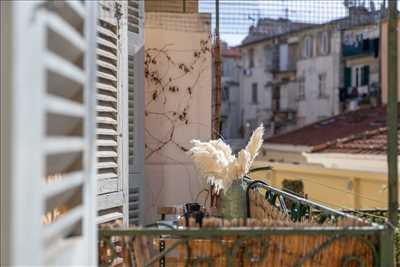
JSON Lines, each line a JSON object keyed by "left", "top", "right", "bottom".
{"left": 240, "top": 43, "right": 274, "bottom": 138}
{"left": 145, "top": 0, "right": 198, "bottom": 13}
{"left": 144, "top": 13, "right": 212, "bottom": 223}
{"left": 251, "top": 161, "right": 391, "bottom": 210}
{"left": 380, "top": 19, "right": 400, "bottom": 104}
{"left": 296, "top": 30, "right": 341, "bottom": 126}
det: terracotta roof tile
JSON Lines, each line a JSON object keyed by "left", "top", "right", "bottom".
{"left": 265, "top": 106, "right": 395, "bottom": 147}
{"left": 311, "top": 127, "right": 400, "bottom": 155}
{"left": 222, "top": 47, "right": 240, "bottom": 58}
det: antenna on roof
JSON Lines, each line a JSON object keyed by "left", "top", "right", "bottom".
{"left": 248, "top": 15, "right": 256, "bottom": 26}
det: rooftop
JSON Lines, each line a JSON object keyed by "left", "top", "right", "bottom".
{"left": 240, "top": 18, "right": 314, "bottom": 46}
{"left": 311, "top": 126, "right": 400, "bottom": 155}
{"left": 265, "top": 105, "right": 392, "bottom": 147}
{"left": 240, "top": 9, "right": 382, "bottom": 47}
{"left": 221, "top": 47, "right": 240, "bottom": 58}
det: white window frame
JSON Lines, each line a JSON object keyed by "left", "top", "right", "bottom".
{"left": 298, "top": 77, "right": 306, "bottom": 101}
{"left": 303, "top": 36, "right": 313, "bottom": 58}
{"left": 249, "top": 47, "right": 255, "bottom": 68}
{"left": 320, "top": 31, "right": 330, "bottom": 55}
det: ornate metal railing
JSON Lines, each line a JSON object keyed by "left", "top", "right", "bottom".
{"left": 99, "top": 167, "right": 392, "bottom": 267}
{"left": 99, "top": 226, "right": 391, "bottom": 266}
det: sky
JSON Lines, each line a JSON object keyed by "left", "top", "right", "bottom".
{"left": 198, "top": 0, "right": 386, "bottom": 46}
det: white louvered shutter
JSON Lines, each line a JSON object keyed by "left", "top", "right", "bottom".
{"left": 127, "top": 0, "right": 145, "bottom": 226}
{"left": 96, "top": 0, "right": 128, "bottom": 224}
{"left": 1, "top": 1, "right": 97, "bottom": 265}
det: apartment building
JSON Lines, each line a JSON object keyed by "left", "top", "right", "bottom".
{"left": 239, "top": 6, "right": 382, "bottom": 137}
{"left": 220, "top": 43, "right": 242, "bottom": 139}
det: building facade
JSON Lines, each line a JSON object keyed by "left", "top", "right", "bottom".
{"left": 239, "top": 23, "right": 341, "bottom": 137}
{"left": 220, "top": 44, "right": 242, "bottom": 139}
{"left": 341, "top": 24, "right": 380, "bottom": 111}
{"left": 296, "top": 27, "right": 342, "bottom": 126}
{"left": 239, "top": 8, "right": 382, "bottom": 138}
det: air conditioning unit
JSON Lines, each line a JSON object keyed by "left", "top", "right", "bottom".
{"left": 243, "top": 68, "right": 252, "bottom": 76}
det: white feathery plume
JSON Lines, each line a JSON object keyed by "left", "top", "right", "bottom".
{"left": 189, "top": 124, "right": 264, "bottom": 192}
{"left": 236, "top": 149, "right": 251, "bottom": 178}
{"left": 245, "top": 123, "right": 264, "bottom": 161}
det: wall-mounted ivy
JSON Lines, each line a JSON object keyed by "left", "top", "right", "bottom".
{"left": 144, "top": 36, "right": 211, "bottom": 160}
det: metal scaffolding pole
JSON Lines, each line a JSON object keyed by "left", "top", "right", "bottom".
{"left": 213, "top": 0, "right": 221, "bottom": 138}
{"left": 387, "top": 0, "right": 398, "bottom": 228}
{"left": 387, "top": 0, "right": 398, "bottom": 265}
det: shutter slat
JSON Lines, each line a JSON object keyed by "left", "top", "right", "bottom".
{"left": 45, "top": 51, "right": 85, "bottom": 85}
{"left": 96, "top": 105, "right": 117, "bottom": 113}
{"left": 97, "top": 172, "right": 118, "bottom": 180}
{"left": 97, "top": 37, "right": 117, "bottom": 50}
{"left": 98, "top": 17, "right": 117, "bottom": 28}
{"left": 96, "top": 94, "right": 117, "bottom": 103}
{"left": 97, "top": 151, "right": 118, "bottom": 158}
{"left": 43, "top": 206, "right": 84, "bottom": 241}
{"left": 45, "top": 137, "right": 84, "bottom": 154}
{"left": 97, "top": 116, "right": 117, "bottom": 125}
{"left": 97, "top": 60, "right": 117, "bottom": 72}
{"left": 65, "top": 0, "right": 86, "bottom": 19}
{"left": 97, "top": 48, "right": 118, "bottom": 61}
{"left": 97, "top": 128, "right": 118, "bottom": 136}
{"left": 46, "top": 95, "right": 85, "bottom": 117}
{"left": 97, "top": 162, "right": 118, "bottom": 169}
{"left": 97, "top": 71, "right": 117, "bottom": 82}
{"left": 97, "top": 191, "right": 123, "bottom": 210}
{"left": 97, "top": 26, "right": 117, "bottom": 40}
{"left": 97, "top": 139, "right": 118, "bottom": 147}
{"left": 97, "top": 82, "right": 118, "bottom": 93}
{"left": 44, "top": 172, "right": 83, "bottom": 198}
{"left": 96, "top": 212, "right": 123, "bottom": 224}
{"left": 97, "top": 178, "right": 119, "bottom": 195}
{"left": 46, "top": 12, "right": 85, "bottom": 52}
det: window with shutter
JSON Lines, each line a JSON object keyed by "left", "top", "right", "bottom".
{"left": 252, "top": 83, "right": 258, "bottom": 104}
{"left": 344, "top": 67, "right": 352, "bottom": 89}
{"left": 96, "top": 1, "right": 126, "bottom": 225}
{"left": 1, "top": 1, "right": 97, "bottom": 265}
{"left": 361, "top": 65, "right": 370, "bottom": 86}
{"left": 127, "top": 0, "right": 145, "bottom": 226}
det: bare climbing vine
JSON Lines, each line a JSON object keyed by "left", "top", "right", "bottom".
{"left": 144, "top": 36, "right": 211, "bottom": 160}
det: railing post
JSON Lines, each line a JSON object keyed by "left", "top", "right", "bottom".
{"left": 380, "top": 228, "right": 395, "bottom": 267}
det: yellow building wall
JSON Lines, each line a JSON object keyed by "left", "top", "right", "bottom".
{"left": 250, "top": 161, "right": 390, "bottom": 210}
{"left": 259, "top": 149, "right": 309, "bottom": 164}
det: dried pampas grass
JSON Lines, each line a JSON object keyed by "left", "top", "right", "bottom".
{"left": 189, "top": 124, "right": 264, "bottom": 191}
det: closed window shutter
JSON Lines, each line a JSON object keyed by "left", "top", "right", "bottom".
{"left": 127, "top": 0, "right": 145, "bottom": 226}
{"left": 3, "top": 1, "right": 97, "bottom": 265}
{"left": 361, "top": 65, "right": 370, "bottom": 86}
{"left": 344, "top": 67, "right": 352, "bottom": 88}
{"left": 96, "top": 1, "right": 125, "bottom": 224}
{"left": 128, "top": 0, "right": 140, "bottom": 34}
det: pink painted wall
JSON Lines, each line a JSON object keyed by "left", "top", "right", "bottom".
{"left": 144, "top": 12, "right": 212, "bottom": 223}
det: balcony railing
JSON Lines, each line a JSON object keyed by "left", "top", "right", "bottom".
{"left": 99, "top": 167, "right": 392, "bottom": 267}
